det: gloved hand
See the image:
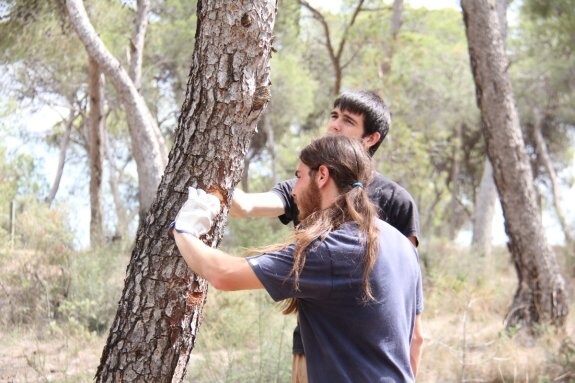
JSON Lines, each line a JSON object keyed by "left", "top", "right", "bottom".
{"left": 169, "top": 187, "right": 221, "bottom": 237}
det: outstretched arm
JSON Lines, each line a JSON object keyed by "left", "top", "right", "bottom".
{"left": 174, "top": 231, "right": 263, "bottom": 291}
{"left": 230, "top": 189, "right": 285, "bottom": 218}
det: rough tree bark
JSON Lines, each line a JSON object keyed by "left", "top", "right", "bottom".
{"left": 471, "top": 0, "right": 507, "bottom": 256}
{"left": 461, "top": 0, "right": 568, "bottom": 330}
{"left": 95, "top": 1, "right": 276, "bottom": 381}
{"left": 66, "top": 0, "right": 168, "bottom": 219}
{"left": 88, "top": 56, "right": 105, "bottom": 246}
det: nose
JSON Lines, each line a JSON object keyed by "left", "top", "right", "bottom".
{"left": 328, "top": 118, "right": 341, "bottom": 133}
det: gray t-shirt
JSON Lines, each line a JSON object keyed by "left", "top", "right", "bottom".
{"left": 248, "top": 220, "right": 423, "bottom": 383}
{"left": 271, "top": 172, "right": 421, "bottom": 353}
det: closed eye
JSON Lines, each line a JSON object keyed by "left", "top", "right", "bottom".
{"left": 344, "top": 116, "right": 356, "bottom": 126}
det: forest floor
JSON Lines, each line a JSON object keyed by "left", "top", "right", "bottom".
{"left": 1, "top": 244, "right": 574, "bottom": 382}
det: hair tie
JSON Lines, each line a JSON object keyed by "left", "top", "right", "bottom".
{"left": 351, "top": 182, "right": 364, "bottom": 189}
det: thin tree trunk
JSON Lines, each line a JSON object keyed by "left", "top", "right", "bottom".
{"left": 88, "top": 56, "right": 105, "bottom": 246}
{"left": 299, "top": 0, "right": 364, "bottom": 95}
{"left": 104, "top": 130, "right": 137, "bottom": 241}
{"left": 471, "top": 160, "right": 498, "bottom": 257}
{"left": 45, "top": 106, "right": 76, "bottom": 206}
{"left": 449, "top": 122, "right": 462, "bottom": 240}
{"left": 379, "top": 0, "right": 403, "bottom": 79}
{"left": 462, "top": 0, "right": 568, "bottom": 330}
{"left": 95, "top": 1, "right": 276, "bottom": 381}
{"left": 66, "top": 0, "right": 168, "bottom": 219}
{"left": 532, "top": 110, "right": 574, "bottom": 248}
{"left": 126, "top": 0, "right": 166, "bottom": 170}
{"left": 128, "top": 0, "right": 148, "bottom": 90}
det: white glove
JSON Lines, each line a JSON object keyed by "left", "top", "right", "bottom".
{"left": 172, "top": 187, "right": 220, "bottom": 237}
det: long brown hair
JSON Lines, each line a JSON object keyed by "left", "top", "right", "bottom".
{"left": 281, "top": 136, "right": 380, "bottom": 314}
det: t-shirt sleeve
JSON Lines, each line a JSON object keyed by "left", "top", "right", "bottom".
{"left": 270, "top": 178, "right": 298, "bottom": 225}
{"left": 381, "top": 187, "right": 421, "bottom": 246}
{"left": 247, "top": 242, "right": 332, "bottom": 302}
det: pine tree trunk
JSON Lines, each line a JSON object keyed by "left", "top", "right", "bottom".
{"left": 95, "top": 1, "right": 276, "bottom": 381}
{"left": 66, "top": 0, "right": 168, "bottom": 219}
{"left": 449, "top": 122, "right": 462, "bottom": 240}
{"left": 461, "top": 0, "right": 568, "bottom": 331}
{"left": 104, "top": 132, "right": 135, "bottom": 241}
{"left": 299, "top": 0, "right": 364, "bottom": 95}
{"left": 45, "top": 103, "right": 76, "bottom": 206}
{"left": 88, "top": 56, "right": 105, "bottom": 246}
{"left": 379, "top": 0, "right": 403, "bottom": 78}
{"left": 532, "top": 111, "right": 574, "bottom": 248}
{"left": 470, "top": 0, "right": 506, "bottom": 257}
{"left": 471, "top": 159, "right": 498, "bottom": 257}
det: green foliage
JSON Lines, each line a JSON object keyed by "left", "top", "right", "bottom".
{"left": 14, "top": 198, "right": 74, "bottom": 251}
{"left": 146, "top": 0, "right": 198, "bottom": 135}
{"left": 377, "top": 7, "right": 480, "bottom": 238}
{"left": 59, "top": 241, "right": 128, "bottom": 333}
{"left": 510, "top": 0, "right": 575, "bottom": 185}
{"left": 269, "top": 51, "right": 319, "bottom": 142}
{"left": 187, "top": 289, "right": 295, "bottom": 383}
{"left": 0, "top": 198, "right": 124, "bottom": 332}
{"left": 0, "top": 201, "right": 129, "bottom": 334}
{"left": 0, "top": 107, "right": 49, "bottom": 206}
{"left": 554, "top": 337, "right": 575, "bottom": 380}
{"left": 0, "top": 199, "right": 74, "bottom": 326}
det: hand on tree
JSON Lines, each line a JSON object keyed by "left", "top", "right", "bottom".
{"left": 169, "top": 187, "right": 220, "bottom": 238}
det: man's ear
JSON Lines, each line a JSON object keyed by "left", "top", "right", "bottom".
{"left": 317, "top": 165, "right": 330, "bottom": 187}
{"left": 363, "top": 132, "right": 381, "bottom": 150}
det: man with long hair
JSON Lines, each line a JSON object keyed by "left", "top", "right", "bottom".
{"left": 172, "top": 135, "right": 423, "bottom": 382}
{"left": 231, "top": 90, "right": 423, "bottom": 379}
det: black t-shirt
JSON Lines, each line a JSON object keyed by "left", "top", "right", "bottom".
{"left": 271, "top": 172, "right": 421, "bottom": 354}
{"left": 272, "top": 172, "right": 420, "bottom": 242}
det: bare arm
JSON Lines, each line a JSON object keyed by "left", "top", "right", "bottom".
{"left": 229, "top": 188, "right": 286, "bottom": 218}
{"left": 174, "top": 231, "right": 263, "bottom": 291}
{"left": 410, "top": 314, "right": 423, "bottom": 377}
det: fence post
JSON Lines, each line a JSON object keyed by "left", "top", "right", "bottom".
{"left": 10, "top": 200, "right": 15, "bottom": 250}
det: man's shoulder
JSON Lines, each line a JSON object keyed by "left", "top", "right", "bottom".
{"left": 369, "top": 172, "right": 405, "bottom": 190}
{"left": 375, "top": 219, "right": 418, "bottom": 254}
{"left": 369, "top": 172, "right": 414, "bottom": 200}
{"left": 323, "top": 223, "right": 363, "bottom": 247}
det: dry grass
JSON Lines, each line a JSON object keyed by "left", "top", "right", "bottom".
{"left": 1, "top": 242, "right": 574, "bottom": 382}
{"left": 0, "top": 327, "right": 104, "bottom": 382}
{"left": 417, "top": 241, "right": 575, "bottom": 382}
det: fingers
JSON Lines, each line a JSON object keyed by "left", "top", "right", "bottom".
{"left": 173, "top": 187, "right": 222, "bottom": 237}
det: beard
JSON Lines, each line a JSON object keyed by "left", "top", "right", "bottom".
{"left": 296, "top": 179, "right": 322, "bottom": 222}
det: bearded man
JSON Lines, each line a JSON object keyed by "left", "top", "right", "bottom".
{"left": 171, "top": 135, "right": 423, "bottom": 382}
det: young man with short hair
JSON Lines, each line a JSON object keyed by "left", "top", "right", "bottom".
{"left": 172, "top": 135, "right": 423, "bottom": 382}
